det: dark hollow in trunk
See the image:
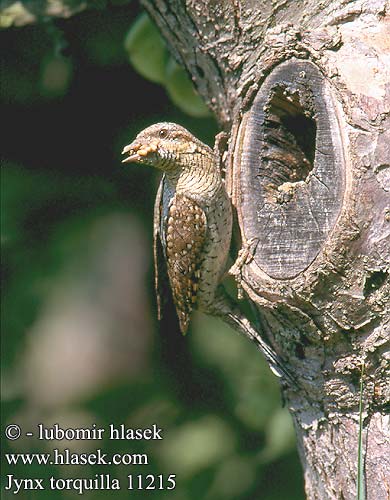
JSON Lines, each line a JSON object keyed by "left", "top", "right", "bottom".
{"left": 235, "top": 60, "right": 345, "bottom": 280}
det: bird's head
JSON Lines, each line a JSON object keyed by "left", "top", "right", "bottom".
{"left": 122, "top": 122, "right": 212, "bottom": 173}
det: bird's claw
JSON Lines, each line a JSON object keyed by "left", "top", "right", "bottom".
{"left": 229, "top": 237, "right": 259, "bottom": 300}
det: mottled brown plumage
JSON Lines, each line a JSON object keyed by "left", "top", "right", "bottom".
{"left": 165, "top": 193, "right": 206, "bottom": 333}
{"left": 122, "top": 122, "right": 296, "bottom": 385}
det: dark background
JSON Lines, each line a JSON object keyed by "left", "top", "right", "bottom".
{"left": 1, "top": 3, "right": 304, "bottom": 499}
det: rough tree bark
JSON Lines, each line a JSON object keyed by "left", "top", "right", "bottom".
{"left": 3, "top": 0, "right": 388, "bottom": 497}
{"left": 140, "top": 1, "right": 390, "bottom": 499}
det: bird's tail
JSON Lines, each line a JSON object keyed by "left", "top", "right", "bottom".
{"left": 211, "top": 288, "right": 297, "bottom": 387}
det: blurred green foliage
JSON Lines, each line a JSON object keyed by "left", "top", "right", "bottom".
{"left": 124, "top": 13, "right": 210, "bottom": 118}
{"left": 1, "top": 3, "right": 304, "bottom": 499}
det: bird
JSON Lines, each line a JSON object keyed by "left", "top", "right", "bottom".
{"left": 122, "top": 122, "right": 296, "bottom": 386}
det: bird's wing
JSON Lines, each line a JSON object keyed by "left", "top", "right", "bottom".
{"left": 153, "top": 176, "right": 168, "bottom": 321}
{"left": 165, "top": 193, "right": 207, "bottom": 335}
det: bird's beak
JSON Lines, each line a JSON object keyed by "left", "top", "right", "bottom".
{"left": 121, "top": 141, "right": 158, "bottom": 164}
{"left": 121, "top": 142, "right": 142, "bottom": 163}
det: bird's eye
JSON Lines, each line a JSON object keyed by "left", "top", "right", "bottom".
{"left": 159, "top": 129, "right": 168, "bottom": 139}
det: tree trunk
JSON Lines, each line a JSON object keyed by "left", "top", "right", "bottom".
{"left": 141, "top": 1, "right": 390, "bottom": 499}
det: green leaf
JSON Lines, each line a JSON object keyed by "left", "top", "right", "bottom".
{"left": 124, "top": 14, "right": 210, "bottom": 117}
{"left": 165, "top": 57, "right": 210, "bottom": 118}
{"left": 258, "top": 408, "right": 296, "bottom": 463}
{"left": 0, "top": 2, "right": 34, "bottom": 28}
{"left": 124, "top": 13, "right": 168, "bottom": 84}
{"left": 157, "top": 415, "right": 235, "bottom": 478}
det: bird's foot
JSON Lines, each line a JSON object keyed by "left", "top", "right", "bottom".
{"left": 213, "top": 131, "right": 229, "bottom": 176}
{"left": 229, "top": 237, "right": 259, "bottom": 300}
